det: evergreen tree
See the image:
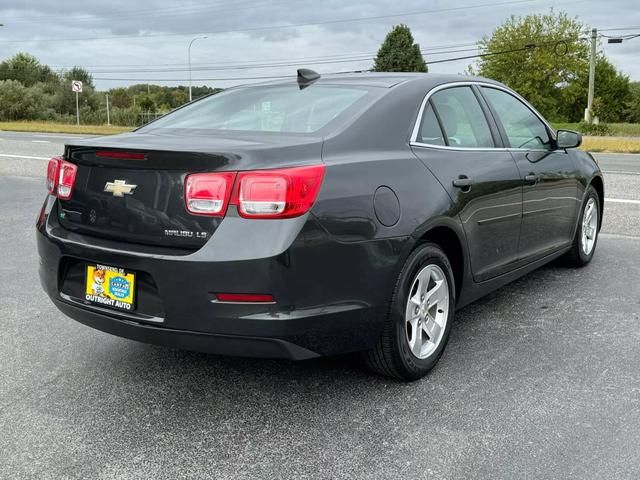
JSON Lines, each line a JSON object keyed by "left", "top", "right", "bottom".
{"left": 373, "top": 25, "right": 427, "bottom": 73}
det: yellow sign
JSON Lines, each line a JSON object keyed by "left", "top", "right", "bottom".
{"left": 85, "top": 264, "right": 135, "bottom": 311}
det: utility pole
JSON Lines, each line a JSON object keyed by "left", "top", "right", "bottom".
{"left": 585, "top": 28, "right": 597, "bottom": 123}
{"left": 105, "top": 94, "right": 111, "bottom": 126}
{"left": 75, "top": 91, "right": 80, "bottom": 126}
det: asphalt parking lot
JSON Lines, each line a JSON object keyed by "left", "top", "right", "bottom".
{"left": 1, "top": 131, "right": 639, "bottom": 479}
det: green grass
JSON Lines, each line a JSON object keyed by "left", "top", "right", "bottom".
{"left": 580, "top": 137, "right": 640, "bottom": 154}
{"left": 553, "top": 122, "right": 640, "bottom": 137}
{"left": 0, "top": 121, "right": 132, "bottom": 135}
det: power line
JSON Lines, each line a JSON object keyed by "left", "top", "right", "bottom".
{"left": 53, "top": 47, "right": 483, "bottom": 74}
{"left": 46, "top": 43, "right": 482, "bottom": 70}
{"left": 597, "top": 26, "right": 640, "bottom": 32}
{"left": 4, "top": 0, "right": 300, "bottom": 25}
{"left": 0, "top": 0, "right": 539, "bottom": 44}
{"left": 91, "top": 38, "right": 577, "bottom": 82}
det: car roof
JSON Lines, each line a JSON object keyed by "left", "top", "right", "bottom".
{"left": 237, "top": 72, "right": 504, "bottom": 90}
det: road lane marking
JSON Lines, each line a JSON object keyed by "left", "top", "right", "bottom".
{"left": 602, "top": 170, "right": 640, "bottom": 176}
{"left": 31, "top": 140, "right": 50, "bottom": 143}
{"left": 0, "top": 153, "right": 50, "bottom": 160}
{"left": 606, "top": 198, "right": 640, "bottom": 204}
{"left": 594, "top": 152, "right": 640, "bottom": 157}
{"left": 32, "top": 134, "right": 83, "bottom": 138}
{"left": 600, "top": 232, "right": 640, "bottom": 240}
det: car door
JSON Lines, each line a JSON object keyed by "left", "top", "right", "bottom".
{"left": 411, "top": 85, "right": 523, "bottom": 282}
{"left": 480, "top": 86, "right": 580, "bottom": 261}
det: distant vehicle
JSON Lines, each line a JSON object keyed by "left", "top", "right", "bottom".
{"left": 37, "top": 71, "right": 603, "bottom": 380}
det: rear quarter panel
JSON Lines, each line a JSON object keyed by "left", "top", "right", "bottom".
{"left": 309, "top": 82, "right": 466, "bottom": 320}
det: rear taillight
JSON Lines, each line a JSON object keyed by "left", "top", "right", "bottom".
{"left": 231, "top": 165, "right": 325, "bottom": 219}
{"left": 46, "top": 157, "right": 60, "bottom": 194}
{"left": 184, "top": 172, "right": 236, "bottom": 216}
{"left": 46, "top": 157, "right": 77, "bottom": 200}
{"left": 57, "top": 161, "right": 78, "bottom": 200}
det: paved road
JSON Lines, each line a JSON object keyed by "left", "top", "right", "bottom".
{"left": 1, "top": 133, "right": 640, "bottom": 479}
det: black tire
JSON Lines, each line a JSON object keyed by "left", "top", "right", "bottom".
{"left": 364, "top": 242, "right": 456, "bottom": 381}
{"left": 564, "top": 185, "right": 600, "bottom": 267}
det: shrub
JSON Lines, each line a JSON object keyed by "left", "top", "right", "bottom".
{"left": 575, "top": 121, "right": 612, "bottom": 136}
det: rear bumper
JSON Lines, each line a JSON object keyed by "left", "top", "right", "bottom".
{"left": 38, "top": 197, "right": 407, "bottom": 358}
{"left": 53, "top": 299, "right": 319, "bottom": 360}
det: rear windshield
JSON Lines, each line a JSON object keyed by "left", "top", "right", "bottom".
{"left": 142, "top": 84, "right": 373, "bottom": 134}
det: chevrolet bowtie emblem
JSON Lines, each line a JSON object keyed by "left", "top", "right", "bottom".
{"left": 104, "top": 180, "right": 137, "bottom": 197}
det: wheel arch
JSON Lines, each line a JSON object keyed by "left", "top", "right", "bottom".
{"left": 416, "top": 224, "right": 466, "bottom": 302}
{"left": 589, "top": 174, "right": 604, "bottom": 230}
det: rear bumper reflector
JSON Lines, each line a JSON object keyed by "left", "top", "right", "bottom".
{"left": 214, "top": 293, "right": 275, "bottom": 304}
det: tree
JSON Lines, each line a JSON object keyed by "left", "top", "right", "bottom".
{"left": 624, "top": 82, "right": 640, "bottom": 123}
{"left": 55, "top": 67, "right": 99, "bottom": 116}
{"left": 138, "top": 94, "right": 155, "bottom": 112}
{"left": 108, "top": 87, "right": 133, "bottom": 109}
{"left": 373, "top": 25, "right": 427, "bottom": 73}
{"left": 560, "top": 56, "right": 631, "bottom": 122}
{"left": 0, "top": 80, "right": 53, "bottom": 120}
{"left": 0, "top": 53, "right": 58, "bottom": 87}
{"left": 0, "top": 80, "right": 28, "bottom": 120}
{"left": 62, "top": 66, "right": 95, "bottom": 90}
{"left": 472, "top": 10, "right": 588, "bottom": 120}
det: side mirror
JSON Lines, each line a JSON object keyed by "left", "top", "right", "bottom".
{"left": 556, "top": 129, "right": 582, "bottom": 149}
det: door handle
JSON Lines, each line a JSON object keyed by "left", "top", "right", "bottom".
{"left": 452, "top": 176, "right": 473, "bottom": 189}
{"left": 524, "top": 174, "right": 539, "bottom": 184}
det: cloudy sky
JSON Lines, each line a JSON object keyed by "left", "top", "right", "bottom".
{"left": 0, "top": 0, "right": 639, "bottom": 90}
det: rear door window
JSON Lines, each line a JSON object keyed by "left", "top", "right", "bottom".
{"left": 429, "top": 87, "right": 495, "bottom": 148}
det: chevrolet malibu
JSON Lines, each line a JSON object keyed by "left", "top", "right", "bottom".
{"left": 37, "top": 71, "right": 604, "bottom": 380}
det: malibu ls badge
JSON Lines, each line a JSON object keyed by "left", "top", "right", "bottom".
{"left": 104, "top": 180, "right": 137, "bottom": 197}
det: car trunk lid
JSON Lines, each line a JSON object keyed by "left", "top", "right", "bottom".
{"left": 57, "top": 131, "right": 322, "bottom": 249}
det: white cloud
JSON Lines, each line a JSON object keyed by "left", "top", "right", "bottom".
{"left": 0, "top": 0, "right": 638, "bottom": 89}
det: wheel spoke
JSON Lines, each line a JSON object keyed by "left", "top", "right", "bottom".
{"left": 405, "top": 300, "right": 419, "bottom": 324}
{"left": 584, "top": 203, "right": 594, "bottom": 223}
{"left": 427, "top": 280, "right": 447, "bottom": 309}
{"left": 423, "top": 317, "right": 442, "bottom": 342}
{"left": 408, "top": 318, "right": 422, "bottom": 356}
{"left": 410, "top": 275, "right": 423, "bottom": 306}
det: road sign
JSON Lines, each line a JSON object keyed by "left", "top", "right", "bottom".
{"left": 72, "top": 80, "right": 82, "bottom": 125}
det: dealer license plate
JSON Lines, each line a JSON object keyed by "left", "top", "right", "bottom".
{"left": 85, "top": 263, "right": 136, "bottom": 312}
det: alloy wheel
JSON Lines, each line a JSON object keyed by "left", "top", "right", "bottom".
{"left": 404, "top": 264, "right": 450, "bottom": 359}
{"left": 581, "top": 198, "right": 598, "bottom": 256}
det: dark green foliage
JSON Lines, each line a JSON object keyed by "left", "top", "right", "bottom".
{"left": 0, "top": 53, "right": 57, "bottom": 87}
{"left": 625, "top": 82, "right": 640, "bottom": 123}
{"left": 373, "top": 25, "right": 427, "bottom": 73}
{"left": 473, "top": 10, "right": 634, "bottom": 123}
{"left": 0, "top": 52, "right": 221, "bottom": 125}
{"left": 137, "top": 94, "right": 155, "bottom": 112}
{"left": 474, "top": 11, "right": 587, "bottom": 121}
{"left": 560, "top": 56, "right": 631, "bottom": 123}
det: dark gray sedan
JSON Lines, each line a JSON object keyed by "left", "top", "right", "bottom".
{"left": 37, "top": 71, "right": 603, "bottom": 380}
